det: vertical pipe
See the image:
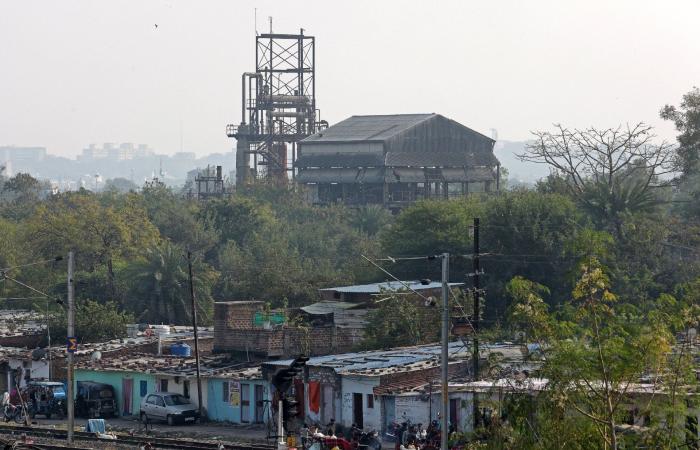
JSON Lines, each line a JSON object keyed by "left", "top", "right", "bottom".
{"left": 496, "top": 163, "right": 501, "bottom": 191}
{"left": 473, "top": 218, "right": 480, "bottom": 430}
{"left": 187, "top": 251, "right": 204, "bottom": 421}
{"left": 66, "top": 251, "right": 74, "bottom": 444}
{"left": 441, "top": 252, "right": 449, "bottom": 450}
{"left": 241, "top": 73, "right": 246, "bottom": 124}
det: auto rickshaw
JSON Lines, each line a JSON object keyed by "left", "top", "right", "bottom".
{"left": 25, "top": 381, "right": 67, "bottom": 419}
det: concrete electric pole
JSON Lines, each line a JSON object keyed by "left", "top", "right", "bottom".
{"left": 66, "top": 251, "right": 75, "bottom": 444}
{"left": 187, "top": 251, "right": 204, "bottom": 420}
{"left": 441, "top": 252, "right": 449, "bottom": 450}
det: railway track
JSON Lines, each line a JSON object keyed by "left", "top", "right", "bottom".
{"left": 0, "top": 424, "right": 275, "bottom": 450}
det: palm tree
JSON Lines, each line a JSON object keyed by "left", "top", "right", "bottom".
{"left": 127, "top": 242, "right": 218, "bottom": 325}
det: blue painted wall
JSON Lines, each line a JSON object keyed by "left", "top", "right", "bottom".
{"left": 206, "top": 378, "right": 270, "bottom": 424}
{"left": 74, "top": 369, "right": 156, "bottom": 417}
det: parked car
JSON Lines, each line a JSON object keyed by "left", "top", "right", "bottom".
{"left": 75, "top": 381, "right": 116, "bottom": 418}
{"left": 140, "top": 392, "right": 199, "bottom": 425}
{"left": 25, "top": 381, "right": 66, "bottom": 419}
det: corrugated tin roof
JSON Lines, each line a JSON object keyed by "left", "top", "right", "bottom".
{"left": 319, "top": 280, "right": 463, "bottom": 294}
{"left": 300, "top": 301, "right": 364, "bottom": 315}
{"left": 302, "top": 114, "right": 436, "bottom": 143}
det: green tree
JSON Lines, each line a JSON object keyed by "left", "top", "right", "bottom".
{"left": 126, "top": 242, "right": 218, "bottom": 325}
{"left": 504, "top": 262, "right": 697, "bottom": 449}
{"left": 660, "top": 87, "right": 700, "bottom": 178}
{"left": 142, "top": 184, "right": 218, "bottom": 254}
{"left": 361, "top": 292, "right": 440, "bottom": 349}
{"left": 50, "top": 299, "right": 133, "bottom": 344}
{"left": 350, "top": 205, "right": 392, "bottom": 236}
{"left": 27, "top": 191, "right": 160, "bottom": 301}
{"left": 103, "top": 177, "right": 138, "bottom": 193}
{"left": 519, "top": 124, "right": 675, "bottom": 234}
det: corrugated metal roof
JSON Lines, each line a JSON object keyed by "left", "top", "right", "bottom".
{"left": 300, "top": 301, "right": 364, "bottom": 315}
{"left": 319, "top": 280, "right": 463, "bottom": 294}
{"left": 266, "top": 342, "right": 525, "bottom": 376}
{"left": 302, "top": 114, "right": 436, "bottom": 143}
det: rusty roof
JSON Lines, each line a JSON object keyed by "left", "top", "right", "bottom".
{"left": 75, "top": 353, "right": 261, "bottom": 380}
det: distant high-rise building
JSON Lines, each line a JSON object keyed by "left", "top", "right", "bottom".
{"left": 79, "top": 143, "right": 154, "bottom": 161}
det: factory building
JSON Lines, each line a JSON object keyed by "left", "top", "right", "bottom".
{"left": 295, "top": 114, "right": 500, "bottom": 208}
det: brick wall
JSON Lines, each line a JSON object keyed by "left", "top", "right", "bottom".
{"left": 0, "top": 333, "right": 44, "bottom": 348}
{"left": 214, "top": 301, "right": 361, "bottom": 357}
{"left": 377, "top": 360, "right": 469, "bottom": 392}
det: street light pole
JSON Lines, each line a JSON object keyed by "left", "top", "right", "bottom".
{"left": 66, "top": 251, "right": 75, "bottom": 444}
{"left": 441, "top": 252, "right": 449, "bottom": 450}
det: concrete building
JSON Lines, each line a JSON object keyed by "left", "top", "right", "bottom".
{"left": 262, "top": 341, "right": 485, "bottom": 432}
{"left": 319, "top": 281, "right": 463, "bottom": 304}
{"left": 296, "top": 114, "right": 500, "bottom": 208}
{"left": 213, "top": 301, "right": 367, "bottom": 358}
{"left": 74, "top": 354, "right": 269, "bottom": 423}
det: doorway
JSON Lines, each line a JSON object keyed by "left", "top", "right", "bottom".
{"left": 321, "top": 385, "right": 333, "bottom": 424}
{"left": 122, "top": 378, "right": 133, "bottom": 415}
{"left": 353, "top": 393, "right": 363, "bottom": 428}
{"left": 254, "top": 385, "right": 264, "bottom": 423}
{"left": 449, "top": 398, "right": 459, "bottom": 431}
{"left": 241, "top": 383, "right": 250, "bottom": 423}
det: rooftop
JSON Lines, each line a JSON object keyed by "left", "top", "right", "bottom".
{"left": 266, "top": 341, "right": 525, "bottom": 377}
{"left": 320, "top": 281, "right": 464, "bottom": 295}
{"left": 302, "top": 114, "right": 436, "bottom": 143}
{"left": 0, "top": 309, "right": 45, "bottom": 337}
{"left": 75, "top": 353, "right": 261, "bottom": 380}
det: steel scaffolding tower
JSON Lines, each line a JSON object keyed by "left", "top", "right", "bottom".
{"left": 226, "top": 29, "right": 325, "bottom": 185}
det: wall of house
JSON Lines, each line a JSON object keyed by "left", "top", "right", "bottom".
{"left": 153, "top": 375, "right": 209, "bottom": 413}
{"left": 74, "top": 370, "right": 156, "bottom": 417}
{"left": 206, "top": 378, "right": 269, "bottom": 424}
{"left": 390, "top": 392, "right": 473, "bottom": 433}
{"left": 340, "top": 376, "right": 381, "bottom": 431}
{"left": 8, "top": 358, "right": 49, "bottom": 388}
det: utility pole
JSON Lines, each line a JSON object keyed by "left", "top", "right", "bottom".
{"left": 66, "top": 251, "right": 75, "bottom": 444}
{"left": 472, "top": 218, "right": 480, "bottom": 430}
{"left": 187, "top": 251, "right": 204, "bottom": 420}
{"left": 441, "top": 252, "right": 449, "bottom": 450}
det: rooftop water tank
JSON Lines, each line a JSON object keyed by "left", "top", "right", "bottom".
{"left": 170, "top": 343, "right": 191, "bottom": 357}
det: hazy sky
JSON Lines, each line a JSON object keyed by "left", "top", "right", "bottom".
{"left": 1, "top": 0, "right": 699, "bottom": 158}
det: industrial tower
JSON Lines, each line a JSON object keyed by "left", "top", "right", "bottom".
{"left": 226, "top": 29, "right": 326, "bottom": 186}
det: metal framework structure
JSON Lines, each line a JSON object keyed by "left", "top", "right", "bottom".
{"left": 227, "top": 30, "right": 325, "bottom": 185}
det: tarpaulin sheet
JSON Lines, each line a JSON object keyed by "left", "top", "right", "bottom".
{"left": 308, "top": 381, "right": 321, "bottom": 414}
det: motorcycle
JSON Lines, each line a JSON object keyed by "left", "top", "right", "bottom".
{"left": 356, "top": 429, "right": 381, "bottom": 450}
{"left": 3, "top": 403, "right": 27, "bottom": 424}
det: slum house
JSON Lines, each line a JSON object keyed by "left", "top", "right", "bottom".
{"left": 0, "top": 309, "right": 46, "bottom": 348}
{"left": 373, "top": 344, "right": 532, "bottom": 434}
{"left": 261, "top": 341, "right": 483, "bottom": 433}
{"left": 446, "top": 377, "right": 700, "bottom": 438}
{"left": 319, "top": 281, "right": 463, "bottom": 304}
{"left": 49, "top": 325, "right": 215, "bottom": 381}
{"left": 74, "top": 353, "right": 269, "bottom": 423}
{"left": 0, "top": 346, "right": 50, "bottom": 392}
{"left": 213, "top": 301, "right": 367, "bottom": 358}
{"left": 295, "top": 114, "right": 500, "bottom": 209}
{"left": 0, "top": 325, "right": 214, "bottom": 391}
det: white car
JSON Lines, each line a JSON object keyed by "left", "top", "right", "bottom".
{"left": 139, "top": 392, "right": 200, "bottom": 425}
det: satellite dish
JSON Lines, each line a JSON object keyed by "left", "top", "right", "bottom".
{"left": 91, "top": 351, "right": 102, "bottom": 361}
